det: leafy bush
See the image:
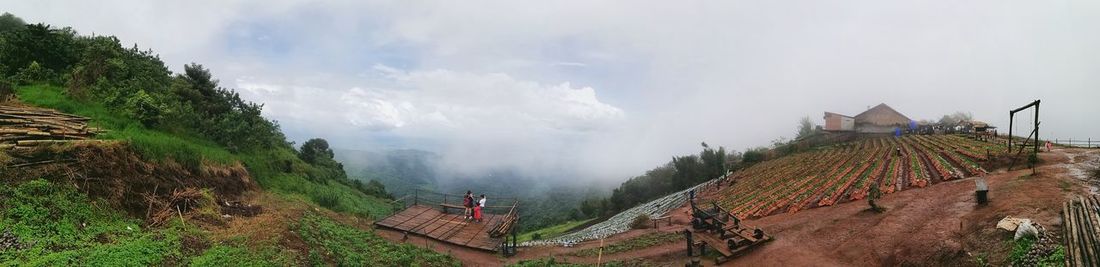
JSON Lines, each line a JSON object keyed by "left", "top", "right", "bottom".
{"left": 313, "top": 191, "right": 342, "bottom": 211}
{"left": 123, "top": 89, "right": 167, "bottom": 127}
{"left": 350, "top": 179, "right": 393, "bottom": 200}
{"left": 630, "top": 214, "right": 651, "bottom": 229}
{"left": 11, "top": 61, "right": 55, "bottom": 85}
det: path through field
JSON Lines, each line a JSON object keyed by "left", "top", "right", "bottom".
{"left": 725, "top": 147, "right": 1092, "bottom": 266}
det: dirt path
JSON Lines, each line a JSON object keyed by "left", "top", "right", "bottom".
{"left": 727, "top": 148, "right": 1090, "bottom": 266}
{"left": 377, "top": 148, "right": 1097, "bottom": 266}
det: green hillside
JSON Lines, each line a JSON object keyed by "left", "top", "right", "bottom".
{"left": 0, "top": 13, "right": 456, "bottom": 265}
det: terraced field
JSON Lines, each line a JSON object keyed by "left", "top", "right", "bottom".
{"left": 717, "top": 135, "right": 1005, "bottom": 219}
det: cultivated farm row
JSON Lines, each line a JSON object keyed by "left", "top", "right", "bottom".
{"left": 716, "top": 135, "right": 1005, "bottom": 219}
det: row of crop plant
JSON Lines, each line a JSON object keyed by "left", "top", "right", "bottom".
{"left": 714, "top": 135, "right": 1004, "bottom": 220}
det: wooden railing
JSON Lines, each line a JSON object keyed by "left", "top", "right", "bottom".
{"left": 388, "top": 189, "right": 520, "bottom": 217}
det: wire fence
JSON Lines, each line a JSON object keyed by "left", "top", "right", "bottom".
{"left": 1052, "top": 138, "right": 1099, "bottom": 148}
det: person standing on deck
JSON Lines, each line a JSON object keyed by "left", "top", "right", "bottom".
{"left": 475, "top": 195, "right": 486, "bottom": 223}
{"left": 463, "top": 191, "right": 474, "bottom": 221}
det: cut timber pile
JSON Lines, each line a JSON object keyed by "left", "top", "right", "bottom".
{"left": 0, "top": 104, "right": 101, "bottom": 149}
{"left": 1062, "top": 196, "right": 1100, "bottom": 267}
{"left": 488, "top": 203, "right": 519, "bottom": 238}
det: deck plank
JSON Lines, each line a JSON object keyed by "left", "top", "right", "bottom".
{"left": 374, "top": 205, "right": 506, "bottom": 251}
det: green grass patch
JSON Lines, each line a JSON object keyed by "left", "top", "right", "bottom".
{"left": 508, "top": 257, "right": 657, "bottom": 267}
{"left": 239, "top": 148, "right": 393, "bottom": 219}
{"left": 569, "top": 232, "right": 681, "bottom": 257}
{"left": 517, "top": 218, "right": 595, "bottom": 242}
{"left": 0, "top": 178, "right": 175, "bottom": 266}
{"left": 1008, "top": 236, "right": 1065, "bottom": 267}
{"left": 508, "top": 257, "right": 588, "bottom": 267}
{"left": 295, "top": 212, "right": 460, "bottom": 266}
{"left": 0, "top": 179, "right": 302, "bottom": 266}
{"left": 189, "top": 243, "right": 294, "bottom": 267}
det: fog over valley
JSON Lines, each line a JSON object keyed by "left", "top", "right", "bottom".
{"left": 10, "top": 0, "right": 1099, "bottom": 186}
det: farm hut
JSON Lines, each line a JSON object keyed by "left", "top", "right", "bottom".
{"left": 853, "top": 103, "right": 912, "bottom": 134}
{"left": 823, "top": 112, "right": 855, "bottom": 132}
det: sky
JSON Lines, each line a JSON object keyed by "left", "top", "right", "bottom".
{"left": 7, "top": 0, "right": 1100, "bottom": 181}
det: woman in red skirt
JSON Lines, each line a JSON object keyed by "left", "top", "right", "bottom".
{"left": 474, "top": 194, "right": 486, "bottom": 222}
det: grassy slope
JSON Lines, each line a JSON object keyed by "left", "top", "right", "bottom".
{"left": 0, "top": 179, "right": 294, "bottom": 266}
{"left": 14, "top": 84, "right": 391, "bottom": 219}
{"left": 516, "top": 218, "right": 596, "bottom": 243}
{"left": 0, "top": 179, "right": 459, "bottom": 266}
{"left": 4, "top": 85, "right": 454, "bottom": 265}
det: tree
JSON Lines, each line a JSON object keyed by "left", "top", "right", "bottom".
{"left": 0, "top": 23, "right": 79, "bottom": 77}
{"left": 0, "top": 12, "right": 25, "bottom": 33}
{"left": 796, "top": 116, "right": 814, "bottom": 139}
{"left": 700, "top": 143, "right": 728, "bottom": 181}
{"left": 868, "top": 186, "right": 884, "bottom": 213}
{"left": 937, "top": 111, "right": 973, "bottom": 126}
{"left": 299, "top": 138, "right": 335, "bottom": 164}
{"left": 742, "top": 147, "right": 768, "bottom": 165}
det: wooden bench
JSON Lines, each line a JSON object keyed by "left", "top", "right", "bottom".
{"left": 440, "top": 204, "right": 467, "bottom": 213}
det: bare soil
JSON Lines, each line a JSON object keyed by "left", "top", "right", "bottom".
{"left": 0, "top": 142, "right": 255, "bottom": 221}
{"left": 379, "top": 148, "right": 1096, "bottom": 266}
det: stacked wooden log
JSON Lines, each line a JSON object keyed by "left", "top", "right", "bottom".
{"left": 1063, "top": 196, "right": 1100, "bottom": 267}
{"left": 0, "top": 105, "right": 100, "bottom": 149}
{"left": 488, "top": 202, "right": 519, "bottom": 238}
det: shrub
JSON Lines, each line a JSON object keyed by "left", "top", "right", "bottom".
{"left": 531, "top": 233, "right": 543, "bottom": 240}
{"left": 0, "top": 79, "right": 12, "bottom": 101}
{"left": 11, "top": 61, "right": 55, "bottom": 85}
{"left": 313, "top": 191, "right": 341, "bottom": 210}
{"left": 123, "top": 89, "right": 167, "bottom": 127}
{"left": 630, "top": 214, "right": 651, "bottom": 229}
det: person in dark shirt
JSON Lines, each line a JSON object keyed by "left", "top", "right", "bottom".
{"left": 463, "top": 191, "right": 474, "bottom": 221}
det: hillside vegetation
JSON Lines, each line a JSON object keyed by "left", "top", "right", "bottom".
{"left": 0, "top": 13, "right": 457, "bottom": 265}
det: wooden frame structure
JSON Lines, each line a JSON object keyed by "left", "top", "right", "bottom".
{"left": 376, "top": 189, "right": 520, "bottom": 254}
{"left": 1007, "top": 100, "right": 1040, "bottom": 170}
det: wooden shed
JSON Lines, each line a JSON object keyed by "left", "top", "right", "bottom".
{"left": 823, "top": 112, "right": 854, "bottom": 131}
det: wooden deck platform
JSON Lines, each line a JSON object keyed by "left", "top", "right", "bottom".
{"left": 374, "top": 205, "right": 507, "bottom": 251}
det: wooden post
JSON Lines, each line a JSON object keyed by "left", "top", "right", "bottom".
{"left": 1009, "top": 111, "right": 1014, "bottom": 153}
{"left": 597, "top": 238, "right": 604, "bottom": 267}
{"left": 1034, "top": 101, "right": 1040, "bottom": 156}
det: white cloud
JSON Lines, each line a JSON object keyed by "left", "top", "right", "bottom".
{"left": 9, "top": 0, "right": 1100, "bottom": 181}
{"left": 238, "top": 66, "right": 622, "bottom": 133}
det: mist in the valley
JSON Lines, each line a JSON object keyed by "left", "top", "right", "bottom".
{"left": 10, "top": 1, "right": 1100, "bottom": 194}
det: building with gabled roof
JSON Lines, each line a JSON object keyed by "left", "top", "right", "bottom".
{"left": 824, "top": 103, "right": 912, "bottom": 133}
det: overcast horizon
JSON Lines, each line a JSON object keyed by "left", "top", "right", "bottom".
{"left": 9, "top": 1, "right": 1100, "bottom": 181}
